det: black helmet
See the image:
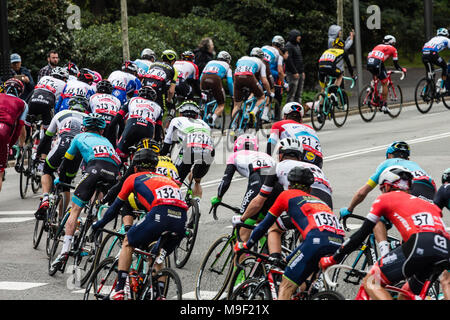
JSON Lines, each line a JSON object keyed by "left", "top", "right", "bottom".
{"left": 96, "top": 79, "right": 113, "bottom": 94}
{"left": 386, "top": 141, "right": 410, "bottom": 159}
{"left": 132, "top": 148, "right": 159, "bottom": 171}
{"left": 442, "top": 168, "right": 450, "bottom": 184}
{"left": 138, "top": 86, "right": 157, "bottom": 101}
{"left": 77, "top": 68, "right": 94, "bottom": 84}
{"left": 122, "top": 60, "right": 138, "bottom": 74}
{"left": 64, "top": 61, "right": 79, "bottom": 77}
{"left": 4, "top": 78, "right": 24, "bottom": 97}
{"left": 287, "top": 167, "right": 315, "bottom": 188}
{"left": 136, "top": 138, "right": 161, "bottom": 154}
{"left": 181, "top": 50, "right": 195, "bottom": 61}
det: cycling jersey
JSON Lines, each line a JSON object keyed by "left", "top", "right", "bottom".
{"left": 268, "top": 120, "right": 323, "bottom": 167}
{"left": 235, "top": 56, "right": 267, "bottom": 78}
{"left": 200, "top": 60, "right": 234, "bottom": 104}
{"left": 107, "top": 70, "right": 142, "bottom": 105}
{"left": 45, "top": 109, "right": 84, "bottom": 139}
{"left": 32, "top": 75, "right": 66, "bottom": 101}
{"left": 422, "top": 36, "right": 450, "bottom": 53}
{"left": 55, "top": 79, "right": 95, "bottom": 112}
{"left": 262, "top": 45, "right": 283, "bottom": 78}
{"left": 164, "top": 116, "right": 213, "bottom": 152}
{"left": 155, "top": 156, "right": 180, "bottom": 183}
{"left": 119, "top": 96, "right": 162, "bottom": 126}
{"left": 89, "top": 93, "right": 121, "bottom": 124}
{"left": 368, "top": 44, "right": 398, "bottom": 62}
{"left": 173, "top": 60, "right": 199, "bottom": 84}
{"left": 434, "top": 184, "right": 450, "bottom": 210}
{"left": 134, "top": 59, "right": 153, "bottom": 77}
{"left": 319, "top": 48, "right": 354, "bottom": 77}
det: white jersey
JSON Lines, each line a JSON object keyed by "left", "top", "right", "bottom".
{"left": 108, "top": 70, "right": 140, "bottom": 92}
{"left": 422, "top": 36, "right": 450, "bottom": 53}
{"left": 61, "top": 79, "right": 95, "bottom": 98}
{"left": 164, "top": 116, "right": 213, "bottom": 153}
{"left": 46, "top": 109, "right": 85, "bottom": 138}
{"left": 261, "top": 45, "right": 283, "bottom": 68}
{"left": 123, "top": 96, "right": 162, "bottom": 125}
{"left": 173, "top": 61, "right": 199, "bottom": 84}
{"left": 34, "top": 75, "right": 66, "bottom": 98}
{"left": 226, "top": 150, "right": 275, "bottom": 178}
{"left": 89, "top": 93, "right": 121, "bottom": 124}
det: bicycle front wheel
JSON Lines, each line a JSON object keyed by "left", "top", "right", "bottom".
{"left": 387, "top": 84, "right": 403, "bottom": 118}
{"left": 83, "top": 257, "right": 118, "bottom": 300}
{"left": 358, "top": 85, "right": 377, "bottom": 122}
{"left": 332, "top": 90, "right": 350, "bottom": 127}
{"left": 414, "top": 77, "right": 434, "bottom": 114}
{"left": 229, "top": 278, "right": 261, "bottom": 300}
{"left": 309, "top": 290, "right": 345, "bottom": 300}
{"left": 174, "top": 199, "right": 200, "bottom": 268}
{"left": 310, "top": 93, "right": 326, "bottom": 131}
{"left": 146, "top": 268, "right": 183, "bottom": 300}
{"left": 442, "top": 92, "right": 450, "bottom": 110}
{"left": 19, "top": 147, "right": 31, "bottom": 199}
{"left": 32, "top": 216, "right": 45, "bottom": 250}
{"left": 195, "top": 235, "right": 235, "bottom": 300}
{"left": 226, "top": 255, "right": 266, "bottom": 300}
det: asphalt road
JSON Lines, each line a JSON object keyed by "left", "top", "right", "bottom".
{"left": 1, "top": 100, "right": 450, "bottom": 300}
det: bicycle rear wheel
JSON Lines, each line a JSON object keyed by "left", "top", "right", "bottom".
{"left": 415, "top": 77, "right": 434, "bottom": 114}
{"left": 195, "top": 234, "right": 234, "bottom": 300}
{"left": 48, "top": 209, "right": 70, "bottom": 276}
{"left": 227, "top": 109, "right": 245, "bottom": 149}
{"left": 46, "top": 193, "right": 65, "bottom": 258}
{"left": 309, "top": 290, "right": 345, "bottom": 300}
{"left": 226, "top": 255, "right": 266, "bottom": 299}
{"left": 174, "top": 199, "right": 200, "bottom": 268}
{"left": 83, "top": 256, "right": 118, "bottom": 300}
{"left": 442, "top": 92, "right": 450, "bottom": 110}
{"left": 229, "top": 278, "right": 261, "bottom": 300}
{"left": 310, "top": 93, "right": 326, "bottom": 131}
{"left": 19, "top": 147, "right": 31, "bottom": 199}
{"left": 332, "top": 90, "right": 350, "bottom": 127}
{"left": 149, "top": 268, "right": 183, "bottom": 300}
{"left": 358, "top": 84, "right": 377, "bottom": 122}
{"left": 32, "top": 215, "right": 45, "bottom": 250}
{"left": 248, "top": 279, "right": 272, "bottom": 300}
{"left": 387, "top": 84, "right": 403, "bottom": 118}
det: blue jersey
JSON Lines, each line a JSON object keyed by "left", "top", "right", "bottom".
{"left": 55, "top": 79, "right": 95, "bottom": 113}
{"left": 134, "top": 59, "right": 152, "bottom": 76}
{"left": 65, "top": 132, "right": 121, "bottom": 167}
{"left": 368, "top": 158, "right": 434, "bottom": 188}
{"left": 108, "top": 70, "right": 142, "bottom": 105}
{"left": 235, "top": 56, "right": 266, "bottom": 77}
{"left": 422, "top": 36, "right": 450, "bottom": 53}
{"left": 201, "top": 60, "right": 234, "bottom": 96}
{"left": 262, "top": 45, "right": 283, "bottom": 79}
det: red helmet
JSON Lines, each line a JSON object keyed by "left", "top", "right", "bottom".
{"left": 4, "top": 78, "right": 24, "bottom": 97}
{"left": 77, "top": 68, "right": 94, "bottom": 84}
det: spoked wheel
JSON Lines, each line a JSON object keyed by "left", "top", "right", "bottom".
{"left": 31, "top": 162, "right": 41, "bottom": 194}
{"left": 387, "top": 84, "right": 403, "bottom": 118}
{"left": 147, "top": 268, "right": 183, "bottom": 300}
{"left": 19, "top": 147, "right": 31, "bottom": 199}
{"left": 332, "top": 90, "right": 350, "bottom": 127}
{"left": 414, "top": 77, "right": 434, "bottom": 114}
{"left": 83, "top": 257, "right": 118, "bottom": 300}
{"left": 358, "top": 84, "right": 377, "bottom": 122}
{"left": 227, "top": 109, "right": 246, "bottom": 150}
{"left": 226, "top": 255, "right": 266, "bottom": 299}
{"left": 309, "top": 290, "right": 346, "bottom": 300}
{"left": 310, "top": 92, "right": 326, "bottom": 131}
{"left": 46, "top": 194, "right": 65, "bottom": 258}
{"left": 442, "top": 91, "right": 450, "bottom": 110}
{"left": 174, "top": 199, "right": 200, "bottom": 268}
{"left": 48, "top": 210, "right": 70, "bottom": 276}
{"left": 229, "top": 278, "right": 261, "bottom": 300}
{"left": 32, "top": 215, "right": 46, "bottom": 250}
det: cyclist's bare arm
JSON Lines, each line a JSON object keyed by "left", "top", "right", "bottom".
{"left": 348, "top": 183, "right": 373, "bottom": 212}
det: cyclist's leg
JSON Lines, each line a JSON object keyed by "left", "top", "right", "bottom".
{"left": 232, "top": 76, "right": 245, "bottom": 118}
{"left": 0, "top": 122, "right": 11, "bottom": 191}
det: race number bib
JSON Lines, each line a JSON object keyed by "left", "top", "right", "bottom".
{"left": 411, "top": 212, "right": 435, "bottom": 227}
{"left": 147, "top": 68, "right": 167, "bottom": 82}
{"left": 186, "top": 132, "right": 213, "bottom": 152}
{"left": 312, "top": 212, "right": 344, "bottom": 234}
{"left": 155, "top": 185, "right": 182, "bottom": 201}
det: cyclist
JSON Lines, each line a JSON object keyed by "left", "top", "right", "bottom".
{"left": 0, "top": 78, "right": 28, "bottom": 192}
{"left": 134, "top": 48, "right": 156, "bottom": 78}
{"left": 107, "top": 60, "right": 142, "bottom": 105}
{"left": 267, "top": 102, "right": 323, "bottom": 168}
{"left": 55, "top": 68, "right": 96, "bottom": 113}
{"left": 89, "top": 79, "right": 121, "bottom": 146}
{"left": 64, "top": 61, "right": 79, "bottom": 81}
{"left": 366, "top": 35, "right": 407, "bottom": 113}
{"left": 422, "top": 28, "right": 450, "bottom": 93}
{"left": 235, "top": 166, "right": 345, "bottom": 300}
{"left": 94, "top": 148, "right": 188, "bottom": 300}
{"left": 33, "top": 97, "right": 87, "bottom": 220}
{"left": 49, "top": 113, "right": 121, "bottom": 272}
{"left": 174, "top": 50, "right": 200, "bottom": 100}
{"left": 141, "top": 50, "right": 178, "bottom": 120}
{"left": 161, "top": 100, "right": 214, "bottom": 203}
{"left": 200, "top": 50, "right": 234, "bottom": 127}
{"left": 232, "top": 47, "right": 273, "bottom": 123}
{"left": 211, "top": 133, "right": 275, "bottom": 219}
{"left": 110, "top": 86, "right": 162, "bottom": 163}
{"left": 320, "top": 166, "right": 450, "bottom": 300}
{"left": 340, "top": 141, "right": 436, "bottom": 257}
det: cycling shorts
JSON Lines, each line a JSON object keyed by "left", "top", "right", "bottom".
{"left": 200, "top": 74, "right": 226, "bottom": 105}
{"left": 284, "top": 229, "right": 344, "bottom": 286}
{"left": 318, "top": 63, "right": 343, "bottom": 86}
{"left": 175, "top": 145, "right": 215, "bottom": 182}
{"left": 0, "top": 122, "right": 12, "bottom": 172}
{"left": 366, "top": 58, "right": 388, "bottom": 82}
{"left": 422, "top": 51, "right": 448, "bottom": 77}
{"left": 176, "top": 159, "right": 211, "bottom": 183}
{"left": 28, "top": 89, "right": 55, "bottom": 126}
{"left": 175, "top": 79, "right": 193, "bottom": 99}
{"left": 234, "top": 74, "right": 264, "bottom": 103}
{"left": 410, "top": 180, "right": 436, "bottom": 203}
{"left": 43, "top": 135, "right": 81, "bottom": 176}
{"left": 116, "top": 118, "right": 155, "bottom": 159}
{"left": 126, "top": 205, "right": 186, "bottom": 252}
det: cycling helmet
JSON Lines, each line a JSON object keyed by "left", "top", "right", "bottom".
{"left": 68, "top": 95, "right": 89, "bottom": 113}
{"left": 122, "top": 60, "right": 138, "bottom": 74}
{"left": 333, "top": 38, "right": 345, "bottom": 49}
{"left": 77, "top": 68, "right": 94, "bottom": 84}
{"left": 272, "top": 35, "right": 285, "bottom": 48}
{"left": 141, "top": 48, "right": 156, "bottom": 60}
{"left": 277, "top": 138, "right": 303, "bottom": 159}
{"left": 90, "top": 70, "right": 102, "bottom": 83}
{"left": 287, "top": 166, "right": 315, "bottom": 188}
{"left": 161, "top": 49, "right": 177, "bottom": 62}
{"left": 4, "top": 78, "right": 24, "bottom": 97}
{"left": 379, "top": 165, "right": 413, "bottom": 191}
{"left": 136, "top": 138, "right": 161, "bottom": 154}
{"left": 233, "top": 134, "right": 259, "bottom": 152}
{"left": 386, "top": 141, "right": 410, "bottom": 159}
{"left": 181, "top": 50, "right": 195, "bottom": 61}
{"left": 282, "top": 102, "right": 304, "bottom": 118}
{"left": 178, "top": 100, "right": 200, "bottom": 118}
{"left": 442, "top": 168, "right": 450, "bottom": 184}
{"left": 96, "top": 79, "right": 113, "bottom": 94}
{"left": 64, "top": 62, "right": 79, "bottom": 77}
{"left": 82, "top": 113, "right": 106, "bottom": 131}
{"left": 51, "top": 66, "right": 69, "bottom": 81}
{"left": 217, "top": 51, "right": 232, "bottom": 64}
{"left": 132, "top": 148, "right": 159, "bottom": 171}
{"left": 437, "top": 28, "right": 449, "bottom": 37}
{"left": 383, "top": 35, "right": 396, "bottom": 46}
{"left": 250, "top": 47, "right": 264, "bottom": 59}
{"left": 138, "top": 86, "right": 157, "bottom": 101}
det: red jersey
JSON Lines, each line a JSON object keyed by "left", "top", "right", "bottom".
{"left": 367, "top": 191, "right": 449, "bottom": 242}
{"left": 0, "top": 93, "right": 27, "bottom": 127}
{"left": 118, "top": 172, "right": 188, "bottom": 211}
{"left": 268, "top": 189, "right": 345, "bottom": 239}
{"left": 367, "top": 44, "right": 398, "bottom": 62}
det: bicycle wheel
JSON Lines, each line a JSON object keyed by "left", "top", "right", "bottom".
{"left": 19, "top": 147, "right": 31, "bottom": 199}
{"left": 195, "top": 234, "right": 235, "bottom": 300}
{"left": 92, "top": 232, "right": 123, "bottom": 272}
{"left": 309, "top": 290, "right": 345, "bottom": 300}
{"left": 227, "top": 109, "right": 244, "bottom": 149}
{"left": 174, "top": 199, "right": 200, "bottom": 268}
{"left": 149, "top": 268, "right": 183, "bottom": 300}
{"left": 387, "top": 84, "right": 403, "bottom": 118}
{"left": 229, "top": 278, "right": 261, "bottom": 300}
{"left": 442, "top": 92, "right": 450, "bottom": 110}
{"left": 226, "top": 255, "right": 266, "bottom": 299}
{"left": 332, "top": 90, "right": 350, "bottom": 127}
{"left": 83, "top": 257, "right": 118, "bottom": 300}
{"left": 46, "top": 193, "right": 66, "bottom": 258}
{"left": 310, "top": 92, "right": 326, "bottom": 131}
{"left": 48, "top": 210, "right": 70, "bottom": 276}
{"left": 358, "top": 84, "right": 377, "bottom": 122}
{"left": 414, "top": 77, "right": 434, "bottom": 114}
{"left": 32, "top": 215, "right": 45, "bottom": 250}
{"left": 248, "top": 279, "right": 272, "bottom": 300}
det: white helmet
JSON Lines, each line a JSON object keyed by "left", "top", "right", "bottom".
{"left": 437, "top": 28, "right": 449, "bottom": 37}
{"left": 51, "top": 66, "right": 69, "bottom": 81}
{"left": 141, "top": 48, "right": 156, "bottom": 60}
{"left": 217, "top": 51, "right": 231, "bottom": 64}
{"left": 250, "top": 47, "right": 264, "bottom": 59}
{"left": 282, "top": 102, "right": 304, "bottom": 118}
{"left": 276, "top": 138, "right": 303, "bottom": 159}
{"left": 379, "top": 165, "right": 413, "bottom": 191}
{"left": 272, "top": 35, "right": 285, "bottom": 48}
{"left": 383, "top": 35, "right": 396, "bottom": 46}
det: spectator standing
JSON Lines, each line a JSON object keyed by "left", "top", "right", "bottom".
{"left": 10, "top": 53, "right": 35, "bottom": 101}
{"left": 194, "top": 37, "right": 215, "bottom": 75}
{"left": 327, "top": 25, "right": 354, "bottom": 51}
{"left": 285, "top": 29, "right": 305, "bottom": 104}
{"left": 37, "top": 50, "right": 60, "bottom": 81}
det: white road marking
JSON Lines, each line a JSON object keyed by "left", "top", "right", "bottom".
{"left": 0, "top": 218, "right": 34, "bottom": 223}
{"left": 0, "top": 281, "right": 47, "bottom": 291}
{"left": 0, "top": 210, "right": 35, "bottom": 223}
{"left": 0, "top": 210, "right": 35, "bottom": 215}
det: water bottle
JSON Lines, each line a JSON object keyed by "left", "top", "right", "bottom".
{"left": 155, "top": 248, "right": 167, "bottom": 265}
{"left": 436, "top": 78, "right": 443, "bottom": 93}
{"left": 129, "top": 268, "right": 139, "bottom": 293}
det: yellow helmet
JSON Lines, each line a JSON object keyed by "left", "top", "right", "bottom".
{"left": 333, "top": 38, "right": 345, "bottom": 49}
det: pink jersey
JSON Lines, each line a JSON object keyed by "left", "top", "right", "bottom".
{"left": 367, "top": 44, "right": 398, "bottom": 62}
{"left": 226, "top": 150, "right": 275, "bottom": 177}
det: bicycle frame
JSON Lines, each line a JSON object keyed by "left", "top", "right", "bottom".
{"left": 319, "top": 76, "right": 355, "bottom": 116}
{"left": 368, "top": 71, "right": 404, "bottom": 107}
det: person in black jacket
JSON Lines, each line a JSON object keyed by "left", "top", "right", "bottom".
{"left": 193, "top": 37, "right": 215, "bottom": 75}
{"left": 285, "top": 30, "right": 304, "bottom": 104}
{"left": 10, "top": 53, "right": 35, "bottom": 101}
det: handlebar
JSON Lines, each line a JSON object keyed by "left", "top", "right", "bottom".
{"left": 322, "top": 264, "right": 365, "bottom": 288}
{"left": 340, "top": 213, "right": 366, "bottom": 232}
{"left": 388, "top": 70, "right": 405, "bottom": 81}
{"left": 209, "top": 201, "right": 241, "bottom": 221}
{"left": 342, "top": 76, "right": 356, "bottom": 89}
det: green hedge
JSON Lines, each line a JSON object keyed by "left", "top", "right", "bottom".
{"left": 72, "top": 12, "right": 248, "bottom": 76}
